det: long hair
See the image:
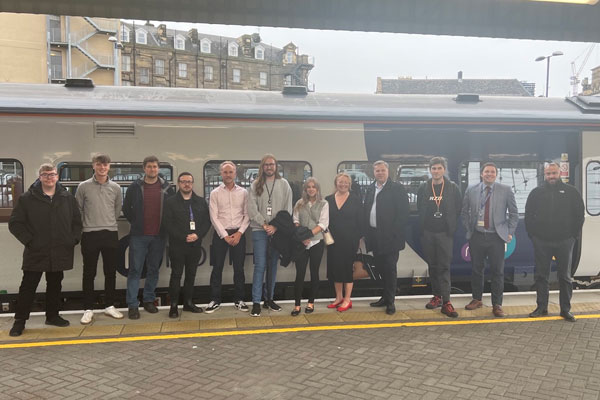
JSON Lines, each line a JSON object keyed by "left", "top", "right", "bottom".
{"left": 294, "top": 177, "right": 322, "bottom": 213}
{"left": 254, "top": 154, "right": 281, "bottom": 196}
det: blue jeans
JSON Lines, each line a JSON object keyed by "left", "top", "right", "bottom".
{"left": 126, "top": 235, "right": 165, "bottom": 307}
{"left": 251, "top": 230, "right": 280, "bottom": 304}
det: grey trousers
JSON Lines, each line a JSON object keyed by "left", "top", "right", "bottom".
{"left": 422, "top": 230, "right": 454, "bottom": 303}
{"left": 469, "top": 231, "right": 506, "bottom": 306}
{"left": 531, "top": 236, "right": 575, "bottom": 313}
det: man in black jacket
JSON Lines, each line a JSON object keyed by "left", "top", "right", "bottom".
{"left": 525, "top": 162, "right": 584, "bottom": 322}
{"left": 365, "top": 160, "right": 410, "bottom": 315}
{"left": 8, "top": 163, "right": 82, "bottom": 337}
{"left": 163, "top": 172, "right": 211, "bottom": 318}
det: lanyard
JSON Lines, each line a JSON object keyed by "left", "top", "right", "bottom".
{"left": 265, "top": 180, "right": 275, "bottom": 205}
{"left": 431, "top": 179, "right": 444, "bottom": 212}
{"left": 188, "top": 204, "right": 194, "bottom": 221}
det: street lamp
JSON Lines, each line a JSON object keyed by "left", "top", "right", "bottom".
{"left": 535, "top": 50, "right": 563, "bottom": 97}
{"left": 108, "top": 36, "right": 122, "bottom": 86}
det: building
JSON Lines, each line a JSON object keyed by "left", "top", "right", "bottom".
{"left": 376, "top": 74, "right": 533, "bottom": 97}
{"left": 0, "top": 13, "right": 119, "bottom": 85}
{"left": 119, "top": 22, "right": 314, "bottom": 90}
{"left": 581, "top": 65, "right": 600, "bottom": 96}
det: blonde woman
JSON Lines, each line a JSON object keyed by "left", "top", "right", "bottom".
{"left": 291, "top": 178, "right": 329, "bottom": 316}
{"left": 325, "top": 172, "right": 364, "bottom": 312}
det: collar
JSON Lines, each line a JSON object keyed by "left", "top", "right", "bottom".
{"left": 92, "top": 174, "right": 110, "bottom": 185}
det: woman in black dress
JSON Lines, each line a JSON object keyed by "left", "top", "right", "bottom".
{"left": 325, "top": 172, "right": 363, "bottom": 312}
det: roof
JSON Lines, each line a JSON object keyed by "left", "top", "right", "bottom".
{"left": 378, "top": 78, "right": 532, "bottom": 97}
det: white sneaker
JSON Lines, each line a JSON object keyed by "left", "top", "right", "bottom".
{"left": 205, "top": 301, "right": 220, "bottom": 314}
{"left": 104, "top": 306, "right": 124, "bottom": 319}
{"left": 80, "top": 309, "right": 94, "bottom": 325}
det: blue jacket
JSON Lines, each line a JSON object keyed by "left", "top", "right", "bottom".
{"left": 123, "top": 176, "right": 174, "bottom": 237}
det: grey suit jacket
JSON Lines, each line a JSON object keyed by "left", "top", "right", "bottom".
{"left": 461, "top": 182, "right": 519, "bottom": 242}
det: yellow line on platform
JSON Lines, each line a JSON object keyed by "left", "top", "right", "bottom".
{"left": 2, "top": 313, "right": 599, "bottom": 350}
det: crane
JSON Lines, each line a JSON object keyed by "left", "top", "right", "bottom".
{"left": 570, "top": 44, "right": 597, "bottom": 96}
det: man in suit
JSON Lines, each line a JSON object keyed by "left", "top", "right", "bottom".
{"left": 461, "top": 162, "right": 518, "bottom": 317}
{"left": 365, "top": 160, "right": 410, "bottom": 315}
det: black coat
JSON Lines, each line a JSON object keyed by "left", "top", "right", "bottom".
{"left": 417, "top": 177, "right": 462, "bottom": 236}
{"left": 9, "top": 180, "right": 82, "bottom": 272}
{"left": 123, "top": 176, "right": 175, "bottom": 237}
{"left": 162, "top": 191, "right": 211, "bottom": 249}
{"left": 364, "top": 179, "right": 410, "bottom": 255}
{"left": 270, "top": 210, "right": 302, "bottom": 267}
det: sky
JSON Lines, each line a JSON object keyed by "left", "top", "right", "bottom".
{"left": 131, "top": 20, "right": 600, "bottom": 97}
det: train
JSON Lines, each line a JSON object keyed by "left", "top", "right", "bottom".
{"left": 1, "top": 81, "right": 600, "bottom": 311}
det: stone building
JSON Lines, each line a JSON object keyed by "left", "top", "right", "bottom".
{"left": 581, "top": 65, "right": 600, "bottom": 96}
{"left": 119, "top": 22, "right": 314, "bottom": 90}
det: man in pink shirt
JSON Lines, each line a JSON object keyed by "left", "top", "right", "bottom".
{"left": 207, "top": 161, "right": 250, "bottom": 313}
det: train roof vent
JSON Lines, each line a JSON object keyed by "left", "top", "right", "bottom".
{"left": 64, "top": 78, "right": 94, "bottom": 88}
{"left": 282, "top": 85, "right": 308, "bottom": 96}
{"left": 94, "top": 122, "right": 136, "bottom": 137}
{"left": 566, "top": 95, "right": 600, "bottom": 113}
{"left": 454, "top": 93, "right": 480, "bottom": 103}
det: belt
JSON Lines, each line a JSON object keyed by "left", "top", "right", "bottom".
{"left": 226, "top": 228, "right": 240, "bottom": 235}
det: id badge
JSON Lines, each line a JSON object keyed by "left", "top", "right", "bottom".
{"left": 477, "top": 220, "right": 485, "bottom": 227}
{"left": 190, "top": 221, "right": 196, "bottom": 231}
{"left": 266, "top": 206, "right": 272, "bottom": 216}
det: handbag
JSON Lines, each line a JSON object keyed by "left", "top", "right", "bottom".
{"left": 353, "top": 250, "right": 370, "bottom": 280}
{"left": 323, "top": 229, "right": 334, "bottom": 246}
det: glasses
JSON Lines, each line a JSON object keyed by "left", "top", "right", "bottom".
{"left": 179, "top": 180, "right": 193, "bottom": 185}
{"left": 40, "top": 173, "right": 58, "bottom": 178}
{"left": 263, "top": 163, "right": 276, "bottom": 167}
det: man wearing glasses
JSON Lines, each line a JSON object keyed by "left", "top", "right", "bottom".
{"left": 162, "top": 172, "right": 210, "bottom": 318}
{"left": 8, "top": 163, "right": 82, "bottom": 336}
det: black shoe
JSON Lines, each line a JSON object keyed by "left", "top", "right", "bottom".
{"left": 45, "top": 315, "right": 70, "bottom": 327}
{"left": 143, "top": 302, "right": 158, "bottom": 313}
{"left": 386, "top": 304, "right": 396, "bottom": 315}
{"left": 560, "top": 311, "right": 576, "bottom": 322}
{"left": 291, "top": 307, "right": 301, "bottom": 317}
{"left": 9, "top": 319, "right": 25, "bottom": 337}
{"left": 128, "top": 307, "right": 140, "bottom": 320}
{"left": 305, "top": 305, "right": 314, "bottom": 314}
{"left": 251, "top": 303, "right": 261, "bottom": 317}
{"left": 266, "top": 300, "right": 282, "bottom": 312}
{"left": 182, "top": 302, "right": 203, "bottom": 313}
{"left": 169, "top": 305, "right": 179, "bottom": 318}
{"left": 529, "top": 308, "right": 548, "bottom": 318}
{"left": 370, "top": 298, "right": 386, "bottom": 307}
{"left": 262, "top": 301, "right": 269, "bottom": 309}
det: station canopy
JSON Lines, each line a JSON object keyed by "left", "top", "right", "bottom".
{"left": 0, "top": 0, "right": 599, "bottom": 42}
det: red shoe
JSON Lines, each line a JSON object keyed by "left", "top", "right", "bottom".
{"left": 337, "top": 301, "right": 352, "bottom": 312}
{"left": 441, "top": 301, "right": 458, "bottom": 318}
{"left": 327, "top": 300, "right": 343, "bottom": 309}
{"left": 425, "top": 295, "right": 442, "bottom": 309}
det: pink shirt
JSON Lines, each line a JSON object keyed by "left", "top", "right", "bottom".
{"left": 209, "top": 183, "right": 250, "bottom": 239}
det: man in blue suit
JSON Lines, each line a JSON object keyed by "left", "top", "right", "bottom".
{"left": 461, "top": 162, "right": 518, "bottom": 317}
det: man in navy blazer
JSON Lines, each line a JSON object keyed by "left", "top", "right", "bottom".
{"left": 461, "top": 162, "right": 518, "bottom": 317}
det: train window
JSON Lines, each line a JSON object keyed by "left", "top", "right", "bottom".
{"left": 203, "top": 160, "right": 312, "bottom": 203}
{"left": 460, "top": 161, "right": 542, "bottom": 214}
{"left": 586, "top": 161, "right": 600, "bottom": 216}
{"left": 0, "top": 159, "right": 24, "bottom": 222}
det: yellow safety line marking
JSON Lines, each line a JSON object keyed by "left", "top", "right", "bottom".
{"left": 2, "top": 313, "right": 599, "bottom": 350}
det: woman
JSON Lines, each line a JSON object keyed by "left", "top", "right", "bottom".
{"left": 325, "top": 172, "right": 363, "bottom": 312}
{"left": 291, "top": 178, "right": 329, "bottom": 316}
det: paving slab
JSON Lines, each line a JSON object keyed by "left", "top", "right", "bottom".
{"left": 80, "top": 324, "right": 124, "bottom": 337}
{"left": 161, "top": 320, "right": 200, "bottom": 333}
{"left": 121, "top": 322, "right": 162, "bottom": 335}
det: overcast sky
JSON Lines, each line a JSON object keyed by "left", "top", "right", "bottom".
{"left": 133, "top": 20, "right": 600, "bottom": 97}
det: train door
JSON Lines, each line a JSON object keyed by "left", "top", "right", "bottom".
{"left": 579, "top": 130, "right": 600, "bottom": 278}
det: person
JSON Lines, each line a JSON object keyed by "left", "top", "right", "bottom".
{"left": 122, "top": 156, "right": 174, "bottom": 319}
{"left": 76, "top": 154, "right": 124, "bottom": 324}
{"left": 325, "top": 172, "right": 363, "bottom": 312}
{"left": 525, "top": 162, "right": 584, "bottom": 322}
{"left": 208, "top": 161, "right": 250, "bottom": 313}
{"left": 8, "top": 163, "right": 82, "bottom": 337}
{"left": 365, "top": 161, "right": 409, "bottom": 315}
{"left": 247, "top": 154, "right": 292, "bottom": 317}
{"left": 461, "top": 162, "right": 518, "bottom": 317}
{"left": 417, "top": 156, "right": 462, "bottom": 318}
{"left": 291, "top": 178, "right": 329, "bottom": 316}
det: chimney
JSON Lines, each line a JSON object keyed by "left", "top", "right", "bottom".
{"left": 458, "top": 71, "right": 463, "bottom": 83}
{"left": 188, "top": 28, "right": 198, "bottom": 45}
{"left": 157, "top": 24, "right": 167, "bottom": 43}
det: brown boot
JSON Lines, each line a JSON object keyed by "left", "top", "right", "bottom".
{"left": 492, "top": 305, "right": 505, "bottom": 317}
{"left": 465, "top": 299, "right": 483, "bottom": 310}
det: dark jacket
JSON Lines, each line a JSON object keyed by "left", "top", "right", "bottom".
{"left": 162, "top": 191, "right": 211, "bottom": 249}
{"left": 123, "top": 176, "right": 174, "bottom": 237}
{"left": 364, "top": 179, "right": 410, "bottom": 255}
{"left": 270, "top": 210, "right": 301, "bottom": 267}
{"left": 417, "top": 177, "right": 462, "bottom": 236}
{"left": 8, "top": 180, "right": 82, "bottom": 272}
{"left": 525, "top": 180, "right": 584, "bottom": 241}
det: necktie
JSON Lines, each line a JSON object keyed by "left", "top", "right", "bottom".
{"left": 484, "top": 186, "right": 491, "bottom": 229}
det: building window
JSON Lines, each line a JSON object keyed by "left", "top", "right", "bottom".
{"left": 50, "top": 51, "right": 62, "bottom": 80}
{"left": 178, "top": 63, "right": 187, "bottom": 78}
{"left": 0, "top": 159, "right": 24, "bottom": 220}
{"left": 136, "top": 29, "right": 147, "bottom": 45}
{"left": 49, "top": 15, "right": 61, "bottom": 42}
{"left": 175, "top": 34, "right": 185, "bottom": 50}
{"left": 228, "top": 42, "right": 238, "bottom": 57}
{"left": 139, "top": 67, "right": 150, "bottom": 84}
{"left": 255, "top": 46, "right": 265, "bottom": 60}
{"left": 155, "top": 59, "right": 165, "bottom": 75}
{"left": 286, "top": 51, "right": 294, "bottom": 63}
{"left": 284, "top": 74, "right": 292, "bottom": 86}
{"left": 232, "top": 68, "right": 241, "bottom": 83}
{"left": 122, "top": 55, "right": 131, "bottom": 72}
{"left": 204, "top": 65, "right": 214, "bottom": 81}
{"left": 120, "top": 26, "right": 130, "bottom": 42}
{"left": 200, "top": 38, "right": 211, "bottom": 53}
{"left": 260, "top": 72, "right": 267, "bottom": 87}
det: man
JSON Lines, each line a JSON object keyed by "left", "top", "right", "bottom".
{"left": 8, "top": 163, "right": 82, "bottom": 336}
{"left": 208, "top": 161, "right": 250, "bottom": 313}
{"left": 77, "top": 154, "right": 124, "bottom": 324}
{"left": 461, "top": 162, "right": 518, "bottom": 317}
{"left": 417, "top": 157, "right": 462, "bottom": 318}
{"left": 123, "top": 156, "right": 173, "bottom": 319}
{"left": 247, "top": 154, "right": 292, "bottom": 317}
{"left": 365, "top": 160, "right": 409, "bottom": 315}
{"left": 525, "top": 162, "right": 584, "bottom": 322}
{"left": 163, "top": 172, "right": 210, "bottom": 318}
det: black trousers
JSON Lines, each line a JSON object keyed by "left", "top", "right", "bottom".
{"left": 81, "top": 230, "right": 119, "bottom": 310}
{"left": 294, "top": 241, "right": 324, "bottom": 306}
{"left": 210, "top": 231, "right": 246, "bottom": 303}
{"left": 15, "top": 270, "right": 64, "bottom": 321}
{"left": 422, "top": 230, "right": 454, "bottom": 303}
{"left": 374, "top": 251, "right": 400, "bottom": 306}
{"left": 168, "top": 245, "right": 203, "bottom": 305}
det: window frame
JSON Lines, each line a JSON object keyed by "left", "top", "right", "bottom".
{"left": 204, "top": 65, "right": 214, "bottom": 81}
{"left": 200, "top": 38, "right": 211, "bottom": 54}
{"left": 120, "top": 26, "right": 130, "bottom": 43}
{"left": 178, "top": 62, "right": 188, "bottom": 79}
{"left": 228, "top": 42, "right": 238, "bottom": 57}
{"left": 0, "top": 158, "right": 24, "bottom": 222}
{"left": 154, "top": 59, "right": 165, "bottom": 76}
{"left": 586, "top": 160, "right": 600, "bottom": 216}
{"left": 122, "top": 55, "right": 131, "bottom": 72}
{"left": 139, "top": 67, "right": 150, "bottom": 84}
{"left": 135, "top": 29, "right": 147, "bottom": 45}
{"left": 255, "top": 45, "right": 265, "bottom": 60}
{"left": 259, "top": 71, "right": 268, "bottom": 87}
{"left": 174, "top": 34, "right": 185, "bottom": 50}
{"left": 232, "top": 68, "right": 241, "bottom": 83}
